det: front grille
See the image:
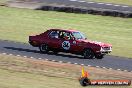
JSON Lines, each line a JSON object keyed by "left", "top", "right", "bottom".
{"left": 103, "top": 47, "right": 111, "bottom": 50}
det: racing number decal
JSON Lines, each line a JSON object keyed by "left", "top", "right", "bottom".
{"left": 62, "top": 41, "right": 70, "bottom": 50}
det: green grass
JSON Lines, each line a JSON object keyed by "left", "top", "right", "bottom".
{"left": 0, "top": 54, "right": 131, "bottom": 88}
{"left": 86, "top": 0, "right": 132, "bottom": 6}
{"left": 0, "top": 6, "right": 132, "bottom": 58}
{"left": 0, "top": 0, "right": 7, "bottom": 4}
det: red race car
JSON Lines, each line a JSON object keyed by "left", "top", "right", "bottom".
{"left": 29, "top": 29, "right": 112, "bottom": 59}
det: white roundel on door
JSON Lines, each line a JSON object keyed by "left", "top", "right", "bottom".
{"left": 62, "top": 41, "right": 70, "bottom": 50}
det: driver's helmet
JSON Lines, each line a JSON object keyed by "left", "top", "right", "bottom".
{"left": 63, "top": 33, "right": 70, "bottom": 40}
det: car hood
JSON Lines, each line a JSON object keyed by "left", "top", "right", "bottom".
{"left": 79, "top": 39, "right": 112, "bottom": 47}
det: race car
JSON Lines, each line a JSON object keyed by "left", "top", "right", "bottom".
{"left": 29, "top": 29, "right": 112, "bottom": 59}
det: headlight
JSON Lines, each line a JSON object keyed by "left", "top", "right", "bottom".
{"left": 100, "top": 47, "right": 103, "bottom": 51}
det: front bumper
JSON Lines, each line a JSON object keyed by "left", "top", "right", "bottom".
{"left": 96, "top": 47, "right": 112, "bottom": 54}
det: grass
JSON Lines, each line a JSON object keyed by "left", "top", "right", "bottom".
{"left": 0, "top": 0, "right": 8, "bottom": 4}
{"left": 0, "top": 69, "right": 77, "bottom": 88}
{"left": 86, "top": 0, "right": 132, "bottom": 6}
{"left": 0, "top": 6, "right": 132, "bottom": 58}
{"left": 0, "top": 54, "right": 132, "bottom": 88}
{"left": 0, "top": 54, "right": 82, "bottom": 88}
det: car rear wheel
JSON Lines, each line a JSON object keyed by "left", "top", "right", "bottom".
{"left": 83, "top": 49, "right": 94, "bottom": 59}
{"left": 39, "top": 44, "right": 49, "bottom": 53}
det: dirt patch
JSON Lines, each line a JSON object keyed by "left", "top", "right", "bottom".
{"left": 6, "top": 1, "right": 42, "bottom": 9}
{"left": 0, "top": 54, "right": 132, "bottom": 80}
{"left": 26, "top": 58, "right": 132, "bottom": 80}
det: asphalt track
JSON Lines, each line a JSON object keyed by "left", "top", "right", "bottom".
{"left": 31, "top": 0, "right": 132, "bottom": 12}
{"left": 0, "top": 40, "right": 132, "bottom": 72}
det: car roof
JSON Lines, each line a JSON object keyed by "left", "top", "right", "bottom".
{"left": 49, "top": 29, "right": 80, "bottom": 32}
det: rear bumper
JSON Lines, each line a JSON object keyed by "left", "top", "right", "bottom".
{"left": 29, "top": 41, "right": 39, "bottom": 47}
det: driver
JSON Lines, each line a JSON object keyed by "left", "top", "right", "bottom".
{"left": 63, "top": 33, "right": 70, "bottom": 40}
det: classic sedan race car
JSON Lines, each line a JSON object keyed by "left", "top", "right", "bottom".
{"left": 29, "top": 29, "right": 112, "bottom": 59}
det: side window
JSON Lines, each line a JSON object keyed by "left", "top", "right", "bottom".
{"left": 59, "top": 31, "right": 71, "bottom": 40}
{"left": 49, "top": 31, "right": 59, "bottom": 38}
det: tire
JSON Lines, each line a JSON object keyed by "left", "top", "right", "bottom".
{"left": 95, "top": 54, "right": 104, "bottom": 59}
{"left": 83, "top": 49, "right": 94, "bottom": 59}
{"left": 79, "top": 77, "right": 91, "bottom": 86}
{"left": 39, "top": 44, "right": 49, "bottom": 53}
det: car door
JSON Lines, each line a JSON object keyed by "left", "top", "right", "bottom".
{"left": 58, "top": 31, "right": 71, "bottom": 51}
{"left": 48, "top": 30, "right": 61, "bottom": 49}
{"left": 59, "top": 31, "right": 78, "bottom": 52}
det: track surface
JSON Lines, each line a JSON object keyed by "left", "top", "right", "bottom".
{"left": 31, "top": 0, "right": 132, "bottom": 12}
{"left": 0, "top": 40, "right": 132, "bottom": 72}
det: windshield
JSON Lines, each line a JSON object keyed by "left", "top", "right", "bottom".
{"left": 72, "top": 32, "right": 86, "bottom": 40}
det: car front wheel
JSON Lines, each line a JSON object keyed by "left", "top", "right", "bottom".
{"left": 83, "top": 49, "right": 94, "bottom": 59}
{"left": 95, "top": 54, "right": 104, "bottom": 59}
{"left": 39, "top": 44, "right": 49, "bottom": 53}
